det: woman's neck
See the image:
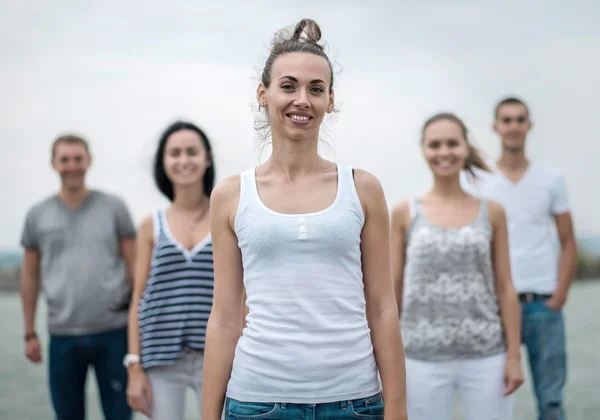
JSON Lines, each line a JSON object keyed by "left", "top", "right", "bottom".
{"left": 171, "top": 184, "right": 208, "bottom": 211}
{"left": 265, "top": 133, "right": 325, "bottom": 179}
{"left": 429, "top": 174, "right": 466, "bottom": 199}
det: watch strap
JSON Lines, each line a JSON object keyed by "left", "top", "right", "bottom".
{"left": 25, "top": 332, "right": 37, "bottom": 342}
{"left": 123, "top": 354, "right": 141, "bottom": 368}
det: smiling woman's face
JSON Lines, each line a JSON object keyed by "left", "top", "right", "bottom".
{"left": 257, "top": 51, "right": 334, "bottom": 142}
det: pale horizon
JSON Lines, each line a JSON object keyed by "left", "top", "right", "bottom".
{"left": 2, "top": 1, "right": 599, "bottom": 249}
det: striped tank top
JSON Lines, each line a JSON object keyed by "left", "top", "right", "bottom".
{"left": 138, "top": 209, "right": 214, "bottom": 369}
{"left": 400, "top": 199, "right": 506, "bottom": 361}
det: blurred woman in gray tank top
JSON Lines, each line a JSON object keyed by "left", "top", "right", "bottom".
{"left": 390, "top": 113, "right": 524, "bottom": 420}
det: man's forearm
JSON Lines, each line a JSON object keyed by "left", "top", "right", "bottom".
{"left": 21, "top": 275, "right": 40, "bottom": 333}
{"left": 556, "top": 239, "right": 578, "bottom": 297}
{"left": 120, "top": 238, "right": 136, "bottom": 285}
{"left": 126, "top": 264, "right": 134, "bottom": 285}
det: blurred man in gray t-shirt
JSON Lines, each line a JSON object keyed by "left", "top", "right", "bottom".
{"left": 20, "top": 134, "right": 136, "bottom": 420}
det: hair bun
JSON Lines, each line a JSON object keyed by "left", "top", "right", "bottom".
{"left": 292, "top": 18, "right": 322, "bottom": 45}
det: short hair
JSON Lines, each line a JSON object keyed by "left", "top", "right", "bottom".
{"left": 51, "top": 134, "right": 90, "bottom": 159}
{"left": 494, "top": 97, "right": 530, "bottom": 119}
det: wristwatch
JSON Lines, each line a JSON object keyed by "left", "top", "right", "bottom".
{"left": 24, "top": 332, "right": 37, "bottom": 342}
{"left": 123, "top": 354, "right": 140, "bottom": 368}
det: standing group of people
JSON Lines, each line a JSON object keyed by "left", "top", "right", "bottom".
{"left": 19, "top": 18, "right": 577, "bottom": 420}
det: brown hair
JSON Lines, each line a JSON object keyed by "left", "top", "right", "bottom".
{"left": 421, "top": 112, "right": 491, "bottom": 177}
{"left": 255, "top": 19, "right": 337, "bottom": 146}
{"left": 261, "top": 18, "right": 334, "bottom": 91}
{"left": 494, "top": 96, "right": 530, "bottom": 119}
{"left": 51, "top": 134, "right": 90, "bottom": 159}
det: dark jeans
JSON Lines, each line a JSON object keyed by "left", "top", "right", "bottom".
{"left": 521, "top": 299, "right": 567, "bottom": 420}
{"left": 224, "top": 392, "right": 384, "bottom": 420}
{"left": 48, "top": 327, "right": 132, "bottom": 420}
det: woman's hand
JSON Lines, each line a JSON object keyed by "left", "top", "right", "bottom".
{"left": 126, "top": 365, "right": 153, "bottom": 417}
{"left": 503, "top": 356, "right": 525, "bottom": 396}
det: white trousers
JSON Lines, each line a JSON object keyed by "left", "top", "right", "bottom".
{"left": 145, "top": 350, "right": 204, "bottom": 420}
{"left": 406, "top": 353, "right": 513, "bottom": 420}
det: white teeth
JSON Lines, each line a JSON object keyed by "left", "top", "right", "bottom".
{"left": 290, "top": 114, "right": 310, "bottom": 121}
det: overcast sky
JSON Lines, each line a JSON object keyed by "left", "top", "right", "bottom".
{"left": 1, "top": 0, "right": 599, "bottom": 249}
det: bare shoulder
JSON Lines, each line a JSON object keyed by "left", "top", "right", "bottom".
{"left": 137, "top": 214, "right": 154, "bottom": 241}
{"left": 351, "top": 168, "right": 388, "bottom": 222}
{"left": 211, "top": 174, "right": 242, "bottom": 225}
{"left": 391, "top": 199, "right": 412, "bottom": 228}
{"left": 211, "top": 174, "right": 241, "bottom": 207}
{"left": 352, "top": 168, "right": 385, "bottom": 198}
{"left": 391, "top": 199, "right": 411, "bottom": 218}
{"left": 486, "top": 199, "right": 506, "bottom": 224}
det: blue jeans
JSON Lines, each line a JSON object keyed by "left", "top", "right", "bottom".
{"left": 224, "top": 392, "right": 384, "bottom": 420}
{"left": 48, "top": 327, "right": 132, "bottom": 420}
{"left": 521, "top": 299, "right": 567, "bottom": 420}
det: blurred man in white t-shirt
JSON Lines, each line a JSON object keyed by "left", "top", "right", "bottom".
{"left": 461, "top": 97, "right": 577, "bottom": 420}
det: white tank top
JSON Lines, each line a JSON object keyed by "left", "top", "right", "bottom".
{"left": 226, "top": 164, "right": 381, "bottom": 403}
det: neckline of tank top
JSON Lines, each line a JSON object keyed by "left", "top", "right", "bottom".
{"left": 159, "top": 209, "right": 212, "bottom": 257}
{"left": 414, "top": 198, "right": 486, "bottom": 231}
{"left": 249, "top": 165, "right": 345, "bottom": 218}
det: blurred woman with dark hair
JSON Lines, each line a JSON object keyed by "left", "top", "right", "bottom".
{"left": 125, "top": 121, "right": 216, "bottom": 420}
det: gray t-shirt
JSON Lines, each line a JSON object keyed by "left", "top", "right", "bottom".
{"left": 21, "top": 190, "right": 136, "bottom": 336}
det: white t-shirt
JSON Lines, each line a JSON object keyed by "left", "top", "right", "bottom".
{"left": 460, "top": 162, "right": 570, "bottom": 294}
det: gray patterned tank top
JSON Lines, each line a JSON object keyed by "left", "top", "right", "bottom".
{"left": 400, "top": 199, "right": 506, "bottom": 361}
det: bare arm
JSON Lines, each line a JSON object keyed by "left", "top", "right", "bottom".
{"left": 390, "top": 201, "right": 410, "bottom": 316}
{"left": 242, "top": 289, "right": 249, "bottom": 329}
{"left": 489, "top": 201, "right": 524, "bottom": 395}
{"left": 125, "top": 216, "right": 154, "bottom": 416}
{"left": 550, "top": 212, "right": 578, "bottom": 308}
{"left": 355, "top": 169, "right": 407, "bottom": 420}
{"left": 120, "top": 238, "right": 136, "bottom": 285}
{"left": 202, "top": 176, "right": 245, "bottom": 420}
{"left": 115, "top": 197, "right": 137, "bottom": 284}
{"left": 21, "top": 249, "right": 41, "bottom": 337}
{"left": 127, "top": 216, "right": 154, "bottom": 360}
{"left": 489, "top": 201, "right": 521, "bottom": 360}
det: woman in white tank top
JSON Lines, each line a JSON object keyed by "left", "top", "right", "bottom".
{"left": 201, "top": 18, "right": 407, "bottom": 420}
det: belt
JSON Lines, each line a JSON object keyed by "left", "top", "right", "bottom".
{"left": 518, "top": 292, "right": 552, "bottom": 303}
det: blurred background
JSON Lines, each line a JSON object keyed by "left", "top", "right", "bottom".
{"left": 1, "top": 0, "right": 598, "bottom": 418}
